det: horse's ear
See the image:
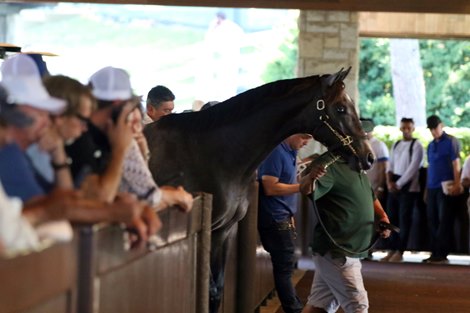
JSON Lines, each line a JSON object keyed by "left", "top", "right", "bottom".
{"left": 325, "top": 66, "right": 352, "bottom": 87}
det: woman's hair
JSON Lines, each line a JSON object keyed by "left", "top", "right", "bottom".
{"left": 43, "top": 75, "right": 96, "bottom": 116}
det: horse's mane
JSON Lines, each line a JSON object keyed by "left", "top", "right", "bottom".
{"left": 155, "top": 75, "right": 321, "bottom": 132}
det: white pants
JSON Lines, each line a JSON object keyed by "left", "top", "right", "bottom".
{"left": 306, "top": 253, "right": 369, "bottom": 313}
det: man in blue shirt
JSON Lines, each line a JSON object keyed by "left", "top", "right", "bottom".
{"left": 424, "top": 115, "right": 462, "bottom": 263}
{"left": 0, "top": 54, "right": 66, "bottom": 201}
{"left": 258, "top": 133, "right": 312, "bottom": 313}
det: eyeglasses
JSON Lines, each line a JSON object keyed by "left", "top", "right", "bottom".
{"left": 73, "top": 113, "right": 89, "bottom": 126}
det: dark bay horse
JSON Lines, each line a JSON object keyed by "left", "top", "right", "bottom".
{"left": 144, "top": 68, "right": 374, "bottom": 313}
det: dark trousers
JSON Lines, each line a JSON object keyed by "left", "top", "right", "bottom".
{"left": 426, "top": 188, "right": 455, "bottom": 258}
{"left": 386, "top": 190, "right": 418, "bottom": 252}
{"left": 259, "top": 218, "right": 302, "bottom": 313}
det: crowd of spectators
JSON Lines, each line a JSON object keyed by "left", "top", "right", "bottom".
{"left": 0, "top": 53, "right": 193, "bottom": 256}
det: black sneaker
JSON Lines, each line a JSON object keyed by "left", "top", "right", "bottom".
{"left": 422, "top": 256, "right": 448, "bottom": 264}
{"left": 429, "top": 257, "right": 449, "bottom": 264}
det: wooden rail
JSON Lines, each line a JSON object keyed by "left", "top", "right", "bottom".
{"left": 0, "top": 242, "right": 76, "bottom": 313}
{"left": 76, "top": 192, "right": 212, "bottom": 313}
{"left": 0, "top": 188, "right": 276, "bottom": 313}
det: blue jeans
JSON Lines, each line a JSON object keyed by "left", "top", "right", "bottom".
{"left": 426, "top": 188, "right": 454, "bottom": 258}
{"left": 387, "top": 191, "right": 418, "bottom": 252}
{"left": 259, "top": 217, "right": 303, "bottom": 313}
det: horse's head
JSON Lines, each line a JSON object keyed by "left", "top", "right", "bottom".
{"left": 311, "top": 67, "right": 374, "bottom": 171}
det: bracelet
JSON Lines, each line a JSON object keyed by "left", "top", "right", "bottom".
{"left": 51, "top": 161, "right": 69, "bottom": 170}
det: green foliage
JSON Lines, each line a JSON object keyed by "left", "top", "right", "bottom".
{"left": 420, "top": 40, "right": 470, "bottom": 127}
{"left": 374, "top": 126, "right": 470, "bottom": 163}
{"left": 359, "top": 38, "right": 470, "bottom": 127}
{"left": 358, "top": 39, "right": 395, "bottom": 125}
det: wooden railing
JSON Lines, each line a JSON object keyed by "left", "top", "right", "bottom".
{"left": 0, "top": 188, "right": 275, "bottom": 313}
{"left": 75, "top": 192, "right": 212, "bottom": 313}
{"left": 0, "top": 241, "right": 77, "bottom": 313}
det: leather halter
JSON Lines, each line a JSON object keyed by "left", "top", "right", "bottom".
{"left": 313, "top": 99, "right": 360, "bottom": 164}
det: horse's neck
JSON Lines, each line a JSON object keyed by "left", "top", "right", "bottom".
{"left": 210, "top": 104, "right": 308, "bottom": 179}
{"left": 152, "top": 75, "right": 324, "bottom": 183}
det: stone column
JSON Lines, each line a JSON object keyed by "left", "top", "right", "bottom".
{"left": 297, "top": 10, "right": 360, "bottom": 158}
{"left": 297, "top": 10, "right": 359, "bottom": 103}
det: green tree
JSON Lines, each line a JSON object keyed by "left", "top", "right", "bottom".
{"left": 358, "top": 38, "right": 395, "bottom": 125}
{"left": 420, "top": 40, "right": 470, "bottom": 127}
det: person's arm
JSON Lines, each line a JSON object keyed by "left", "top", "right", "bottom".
{"left": 462, "top": 158, "right": 470, "bottom": 189}
{"left": 373, "top": 198, "right": 391, "bottom": 238}
{"left": 375, "top": 160, "right": 388, "bottom": 197}
{"left": 396, "top": 142, "right": 424, "bottom": 190}
{"left": 22, "top": 190, "right": 161, "bottom": 241}
{"left": 261, "top": 175, "right": 299, "bottom": 196}
{"left": 88, "top": 104, "right": 134, "bottom": 202}
{"left": 38, "top": 127, "right": 74, "bottom": 189}
{"left": 449, "top": 158, "right": 462, "bottom": 196}
{"left": 386, "top": 146, "right": 397, "bottom": 192}
{"left": 299, "top": 163, "right": 327, "bottom": 195}
{"left": 155, "top": 186, "right": 194, "bottom": 212}
{"left": 386, "top": 170, "right": 398, "bottom": 193}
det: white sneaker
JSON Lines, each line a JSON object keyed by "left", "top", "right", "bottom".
{"left": 379, "top": 251, "right": 395, "bottom": 262}
{"left": 388, "top": 251, "right": 403, "bottom": 262}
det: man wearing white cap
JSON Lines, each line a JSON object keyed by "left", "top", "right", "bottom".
{"left": 64, "top": 66, "right": 135, "bottom": 202}
{"left": 0, "top": 82, "right": 161, "bottom": 253}
{"left": 66, "top": 66, "right": 192, "bottom": 211}
{"left": 0, "top": 54, "right": 67, "bottom": 201}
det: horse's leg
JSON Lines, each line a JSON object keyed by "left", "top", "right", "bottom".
{"left": 209, "top": 225, "right": 237, "bottom": 313}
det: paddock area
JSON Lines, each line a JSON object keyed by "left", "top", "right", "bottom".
{"left": 260, "top": 256, "right": 470, "bottom": 313}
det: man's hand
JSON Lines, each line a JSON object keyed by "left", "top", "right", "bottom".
{"left": 160, "top": 186, "right": 194, "bottom": 212}
{"left": 448, "top": 182, "right": 463, "bottom": 196}
{"left": 112, "top": 193, "right": 162, "bottom": 242}
{"left": 387, "top": 181, "right": 399, "bottom": 193}
{"left": 107, "top": 103, "right": 134, "bottom": 153}
{"left": 378, "top": 216, "right": 392, "bottom": 239}
{"left": 299, "top": 162, "right": 327, "bottom": 195}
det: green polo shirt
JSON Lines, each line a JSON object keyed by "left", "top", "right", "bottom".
{"left": 311, "top": 161, "right": 375, "bottom": 258}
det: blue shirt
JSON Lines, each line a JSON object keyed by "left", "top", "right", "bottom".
{"left": 258, "top": 142, "right": 298, "bottom": 223}
{"left": 427, "top": 132, "right": 460, "bottom": 189}
{"left": 0, "top": 143, "right": 44, "bottom": 201}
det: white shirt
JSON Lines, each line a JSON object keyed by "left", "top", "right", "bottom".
{"left": 388, "top": 139, "right": 424, "bottom": 192}
{"left": 0, "top": 181, "right": 39, "bottom": 255}
{"left": 366, "top": 137, "right": 389, "bottom": 190}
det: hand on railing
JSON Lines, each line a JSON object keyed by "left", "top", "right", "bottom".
{"left": 159, "top": 186, "right": 194, "bottom": 213}
{"left": 112, "top": 193, "right": 162, "bottom": 247}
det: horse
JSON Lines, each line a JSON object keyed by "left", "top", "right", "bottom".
{"left": 144, "top": 67, "right": 374, "bottom": 313}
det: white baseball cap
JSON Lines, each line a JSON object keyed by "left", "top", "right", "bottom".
{"left": 89, "top": 66, "right": 132, "bottom": 101}
{"left": 0, "top": 54, "right": 65, "bottom": 114}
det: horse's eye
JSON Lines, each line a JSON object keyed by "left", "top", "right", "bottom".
{"left": 337, "top": 106, "right": 346, "bottom": 113}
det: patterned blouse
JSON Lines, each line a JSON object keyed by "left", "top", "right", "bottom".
{"left": 119, "top": 139, "right": 162, "bottom": 206}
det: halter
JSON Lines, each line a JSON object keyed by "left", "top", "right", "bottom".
{"left": 313, "top": 99, "right": 360, "bottom": 163}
